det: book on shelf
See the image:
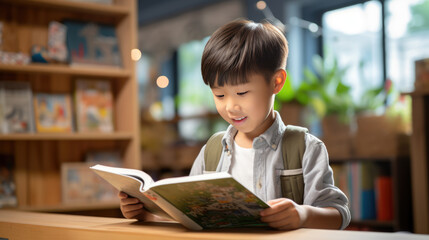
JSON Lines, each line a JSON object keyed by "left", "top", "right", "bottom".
{"left": 33, "top": 93, "right": 73, "bottom": 133}
{"left": 360, "top": 162, "right": 376, "bottom": 220}
{"left": 85, "top": 150, "right": 121, "bottom": 165}
{"left": 332, "top": 161, "right": 389, "bottom": 222}
{"left": 349, "top": 162, "right": 362, "bottom": 220}
{"left": 0, "top": 154, "right": 17, "bottom": 208}
{"left": 0, "top": 81, "right": 35, "bottom": 134}
{"left": 64, "top": 20, "right": 121, "bottom": 68}
{"left": 90, "top": 164, "right": 270, "bottom": 230}
{"left": 375, "top": 176, "right": 393, "bottom": 221}
{"left": 47, "top": 21, "right": 68, "bottom": 63}
{"left": 75, "top": 79, "right": 114, "bottom": 132}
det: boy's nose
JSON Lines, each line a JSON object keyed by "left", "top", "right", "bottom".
{"left": 226, "top": 98, "right": 240, "bottom": 113}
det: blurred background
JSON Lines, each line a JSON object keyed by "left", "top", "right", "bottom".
{"left": 1, "top": 0, "right": 428, "bottom": 234}
{"left": 135, "top": 0, "right": 429, "bottom": 232}
{"left": 136, "top": 0, "right": 425, "bottom": 176}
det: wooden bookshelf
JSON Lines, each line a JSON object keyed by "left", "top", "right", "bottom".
{"left": 410, "top": 89, "right": 429, "bottom": 234}
{"left": 0, "top": 63, "right": 131, "bottom": 78}
{"left": 330, "top": 156, "right": 412, "bottom": 232}
{"left": 0, "top": 132, "right": 134, "bottom": 141}
{"left": 1, "top": 0, "right": 130, "bottom": 17}
{"left": 0, "top": 0, "right": 140, "bottom": 211}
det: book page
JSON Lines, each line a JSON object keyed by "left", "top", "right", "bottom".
{"left": 90, "top": 165, "right": 171, "bottom": 219}
{"left": 150, "top": 173, "right": 269, "bottom": 229}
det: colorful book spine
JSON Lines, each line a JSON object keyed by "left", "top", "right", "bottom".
{"left": 375, "top": 176, "right": 393, "bottom": 221}
{"left": 360, "top": 162, "right": 376, "bottom": 220}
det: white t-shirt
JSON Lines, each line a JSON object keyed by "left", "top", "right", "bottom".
{"left": 229, "top": 141, "right": 255, "bottom": 192}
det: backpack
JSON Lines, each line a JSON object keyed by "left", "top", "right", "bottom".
{"left": 203, "top": 125, "right": 308, "bottom": 204}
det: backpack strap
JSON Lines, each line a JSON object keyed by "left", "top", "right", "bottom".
{"left": 282, "top": 125, "right": 308, "bottom": 169}
{"left": 204, "top": 131, "right": 226, "bottom": 172}
{"left": 280, "top": 125, "right": 308, "bottom": 204}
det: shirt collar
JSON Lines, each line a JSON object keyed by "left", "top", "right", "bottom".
{"left": 221, "top": 110, "right": 286, "bottom": 151}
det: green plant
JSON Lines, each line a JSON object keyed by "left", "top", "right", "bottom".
{"left": 354, "top": 85, "right": 385, "bottom": 114}
{"left": 303, "top": 55, "right": 354, "bottom": 124}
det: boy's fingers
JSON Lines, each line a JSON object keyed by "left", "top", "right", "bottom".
{"left": 121, "top": 197, "right": 140, "bottom": 205}
{"left": 261, "top": 214, "right": 289, "bottom": 223}
{"left": 118, "top": 191, "right": 128, "bottom": 198}
{"left": 261, "top": 199, "right": 292, "bottom": 216}
{"left": 266, "top": 198, "right": 284, "bottom": 206}
{"left": 123, "top": 209, "right": 143, "bottom": 219}
{"left": 122, "top": 203, "right": 143, "bottom": 213}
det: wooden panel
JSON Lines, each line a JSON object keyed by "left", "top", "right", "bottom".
{"left": 0, "top": 64, "right": 130, "bottom": 78}
{"left": 40, "top": 141, "right": 61, "bottom": 205}
{"left": 5, "top": 0, "right": 129, "bottom": 16}
{"left": 27, "top": 142, "right": 43, "bottom": 206}
{"left": 410, "top": 94, "right": 429, "bottom": 234}
{"left": 14, "top": 142, "right": 29, "bottom": 206}
{"left": 0, "top": 132, "right": 133, "bottom": 141}
{"left": 114, "top": 0, "right": 140, "bottom": 169}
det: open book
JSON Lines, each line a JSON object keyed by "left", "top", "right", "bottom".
{"left": 90, "top": 164, "right": 269, "bottom": 230}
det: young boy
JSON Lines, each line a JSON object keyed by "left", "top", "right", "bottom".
{"left": 119, "top": 19, "right": 351, "bottom": 230}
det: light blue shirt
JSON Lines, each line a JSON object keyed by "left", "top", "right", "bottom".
{"left": 189, "top": 111, "right": 351, "bottom": 229}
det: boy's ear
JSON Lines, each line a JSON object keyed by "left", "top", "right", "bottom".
{"left": 273, "top": 69, "right": 287, "bottom": 94}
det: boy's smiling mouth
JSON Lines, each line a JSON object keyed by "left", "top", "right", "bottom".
{"left": 232, "top": 116, "right": 247, "bottom": 124}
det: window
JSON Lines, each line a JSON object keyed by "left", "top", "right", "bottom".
{"left": 386, "top": 0, "right": 429, "bottom": 92}
{"left": 322, "top": 0, "right": 429, "bottom": 98}
{"left": 322, "top": 1, "right": 383, "bottom": 102}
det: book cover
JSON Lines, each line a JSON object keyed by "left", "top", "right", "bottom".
{"left": 33, "top": 93, "right": 73, "bottom": 133}
{"left": 64, "top": 21, "right": 122, "bottom": 68}
{"left": 90, "top": 164, "right": 270, "bottom": 230}
{"left": 75, "top": 79, "right": 114, "bottom": 132}
{"left": 48, "top": 21, "right": 68, "bottom": 63}
{"left": 0, "top": 81, "right": 34, "bottom": 133}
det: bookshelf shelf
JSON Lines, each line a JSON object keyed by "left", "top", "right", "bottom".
{"left": 18, "top": 201, "right": 119, "bottom": 213}
{"left": 3, "top": 0, "right": 129, "bottom": 17}
{"left": 0, "top": 64, "right": 130, "bottom": 78}
{"left": 0, "top": 0, "right": 140, "bottom": 211}
{"left": 0, "top": 132, "right": 134, "bottom": 141}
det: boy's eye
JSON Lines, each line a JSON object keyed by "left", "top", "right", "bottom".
{"left": 215, "top": 94, "right": 224, "bottom": 98}
{"left": 237, "top": 91, "right": 248, "bottom": 96}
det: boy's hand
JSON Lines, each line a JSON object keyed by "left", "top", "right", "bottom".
{"left": 118, "top": 191, "right": 151, "bottom": 221}
{"left": 260, "top": 198, "right": 308, "bottom": 230}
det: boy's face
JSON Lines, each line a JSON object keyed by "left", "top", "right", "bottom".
{"left": 211, "top": 74, "right": 276, "bottom": 139}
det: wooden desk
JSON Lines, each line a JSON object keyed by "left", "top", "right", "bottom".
{"left": 0, "top": 210, "right": 428, "bottom": 240}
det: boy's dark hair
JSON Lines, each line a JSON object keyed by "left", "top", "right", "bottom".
{"left": 201, "top": 19, "right": 288, "bottom": 87}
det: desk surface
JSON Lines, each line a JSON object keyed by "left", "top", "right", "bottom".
{"left": 0, "top": 210, "right": 427, "bottom": 240}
